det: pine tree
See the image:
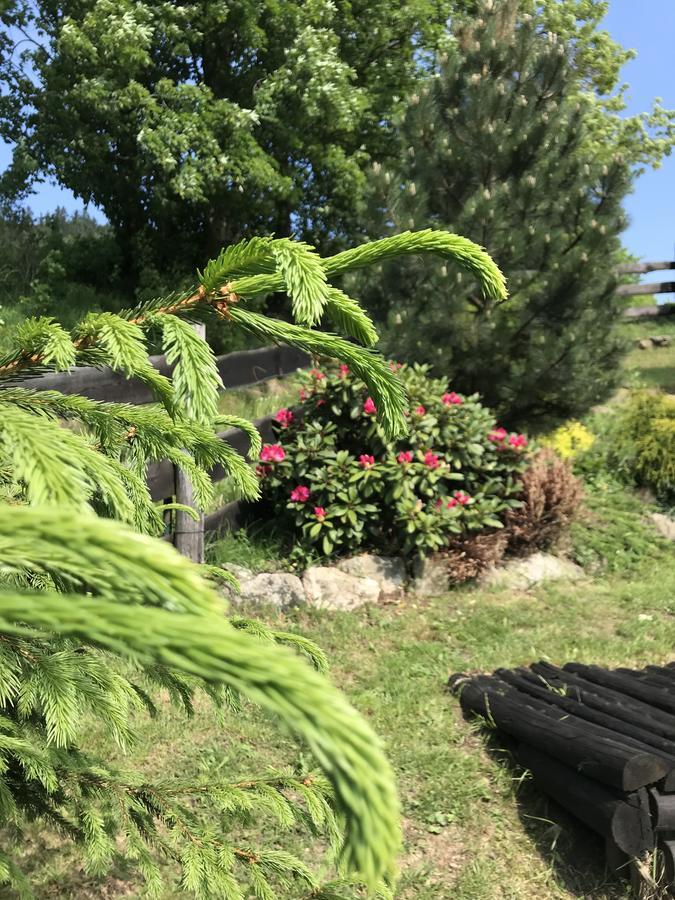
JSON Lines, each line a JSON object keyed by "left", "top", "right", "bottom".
{"left": 0, "top": 230, "right": 504, "bottom": 896}
{"left": 360, "top": 1, "right": 632, "bottom": 430}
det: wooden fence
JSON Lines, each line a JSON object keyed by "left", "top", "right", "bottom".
{"left": 19, "top": 343, "right": 308, "bottom": 561}
{"left": 617, "top": 261, "right": 675, "bottom": 318}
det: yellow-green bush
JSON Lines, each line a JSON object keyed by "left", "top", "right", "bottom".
{"left": 604, "top": 391, "right": 675, "bottom": 499}
{"left": 541, "top": 420, "right": 595, "bottom": 461}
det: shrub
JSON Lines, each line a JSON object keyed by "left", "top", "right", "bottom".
{"left": 541, "top": 420, "right": 595, "bottom": 461}
{"left": 258, "top": 362, "right": 530, "bottom": 565}
{"left": 502, "top": 449, "right": 584, "bottom": 556}
{"left": 597, "top": 391, "right": 675, "bottom": 501}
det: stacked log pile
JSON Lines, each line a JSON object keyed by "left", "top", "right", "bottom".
{"left": 449, "top": 662, "right": 675, "bottom": 893}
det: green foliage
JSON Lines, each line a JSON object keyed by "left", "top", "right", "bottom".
{"left": 256, "top": 362, "right": 528, "bottom": 565}
{"left": 0, "top": 0, "right": 454, "bottom": 287}
{"left": 0, "top": 230, "right": 503, "bottom": 896}
{"left": 451, "top": 0, "right": 675, "bottom": 171}
{"left": 359, "top": 5, "right": 633, "bottom": 430}
{"left": 582, "top": 391, "right": 675, "bottom": 502}
{"left": 569, "top": 477, "right": 668, "bottom": 573}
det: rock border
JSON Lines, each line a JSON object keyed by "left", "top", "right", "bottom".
{"left": 220, "top": 551, "right": 585, "bottom": 610}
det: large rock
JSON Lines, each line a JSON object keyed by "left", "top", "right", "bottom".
{"left": 221, "top": 564, "right": 254, "bottom": 583}
{"left": 636, "top": 338, "right": 654, "bottom": 350}
{"left": 303, "top": 567, "right": 380, "bottom": 610}
{"left": 336, "top": 554, "right": 406, "bottom": 598}
{"left": 481, "top": 552, "right": 584, "bottom": 591}
{"left": 221, "top": 568, "right": 305, "bottom": 609}
{"left": 411, "top": 556, "right": 450, "bottom": 596}
{"left": 651, "top": 513, "right": 675, "bottom": 541}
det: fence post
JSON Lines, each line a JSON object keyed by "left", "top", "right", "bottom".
{"left": 174, "top": 322, "right": 206, "bottom": 563}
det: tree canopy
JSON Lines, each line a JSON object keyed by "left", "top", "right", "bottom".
{"left": 0, "top": 0, "right": 452, "bottom": 293}
{"left": 358, "top": 3, "right": 632, "bottom": 429}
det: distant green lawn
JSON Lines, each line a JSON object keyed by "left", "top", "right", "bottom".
{"left": 620, "top": 316, "right": 675, "bottom": 392}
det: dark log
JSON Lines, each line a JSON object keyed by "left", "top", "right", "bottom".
{"left": 564, "top": 663, "right": 675, "bottom": 716}
{"left": 516, "top": 744, "right": 654, "bottom": 857}
{"left": 646, "top": 666, "right": 675, "bottom": 683}
{"left": 649, "top": 789, "right": 675, "bottom": 832}
{"left": 495, "top": 668, "right": 675, "bottom": 758}
{"left": 452, "top": 677, "right": 669, "bottom": 790}
{"left": 658, "top": 839, "right": 675, "bottom": 887}
{"left": 529, "top": 663, "right": 675, "bottom": 738}
{"left": 483, "top": 675, "right": 675, "bottom": 789}
{"left": 604, "top": 837, "right": 628, "bottom": 874}
{"left": 615, "top": 668, "right": 675, "bottom": 694}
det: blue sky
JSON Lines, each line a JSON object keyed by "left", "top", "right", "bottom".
{"left": 1, "top": 1, "right": 674, "bottom": 272}
{"left": 603, "top": 0, "right": 675, "bottom": 280}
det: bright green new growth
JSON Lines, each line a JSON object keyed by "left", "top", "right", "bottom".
{"left": 0, "top": 230, "right": 504, "bottom": 896}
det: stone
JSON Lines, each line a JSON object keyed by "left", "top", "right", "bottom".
{"left": 220, "top": 563, "right": 254, "bottom": 582}
{"left": 411, "top": 556, "right": 450, "bottom": 596}
{"left": 650, "top": 335, "right": 672, "bottom": 347}
{"left": 302, "top": 567, "right": 380, "bottom": 610}
{"left": 229, "top": 571, "right": 306, "bottom": 609}
{"left": 480, "top": 552, "right": 584, "bottom": 591}
{"left": 650, "top": 513, "right": 675, "bottom": 542}
{"left": 336, "top": 554, "right": 407, "bottom": 598}
{"left": 636, "top": 338, "right": 654, "bottom": 350}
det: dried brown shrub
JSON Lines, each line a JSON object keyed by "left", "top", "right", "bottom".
{"left": 444, "top": 529, "right": 509, "bottom": 584}
{"left": 503, "top": 449, "right": 583, "bottom": 556}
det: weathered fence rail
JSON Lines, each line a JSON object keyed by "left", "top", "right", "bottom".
{"left": 618, "top": 260, "right": 675, "bottom": 318}
{"left": 17, "top": 344, "right": 308, "bottom": 403}
{"left": 22, "top": 342, "right": 308, "bottom": 560}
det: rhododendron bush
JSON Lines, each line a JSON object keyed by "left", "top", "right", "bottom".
{"left": 256, "top": 362, "right": 530, "bottom": 564}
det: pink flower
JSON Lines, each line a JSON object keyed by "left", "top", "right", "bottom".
{"left": 442, "top": 391, "right": 463, "bottom": 406}
{"left": 359, "top": 454, "right": 375, "bottom": 468}
{"left": 290, "top": 485, "right": 311, "bottom": 503}
{"left": 275, "top": 408, "right": 295, "bottom": 428}
{"left": 389, "top": 361, "right": 403, "bottom": 372}
{"left": 423, "top": 451, "right": 440, "bottom": 469}
{"left": 436, "top": 498, "right": 443, "bottom": 508}
{"left": 446, "top": 497, "right": 458, "bottom": 509}
{"left": 309, "top": 368, "right": 325, "bottom": 380}
{"left": 339, "top": 364, "right": 350, "bottom": 378}
{"left": 488, "top": 427, "right": 507, "bottom": 443}
{"left": 314, "top": 506, "right": 326, "bottom": 520}
{"left": 260, "top": 444, "right": 285, "bottom": 463}
{"left": 397, "top": 450, "right": 413, "bottom": 464}
{"left": 453, "top": 490, "right": 471, "bottom": 506}
{"left": 364, "top": 397, "right": 377, "bottom": 415}
{"left": 255, "top": 464, "right": 272, "bottom": 478}
{"left": 414, "top": 405, "right": 426, "bottom": 416}
{"left": 509, "top": 434, "right": 528, "bottom": 449}
{"left": 298, "top": 388, "right": 308, "bottom": 402}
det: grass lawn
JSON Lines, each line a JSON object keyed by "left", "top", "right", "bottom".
{"left": 620, "top": 317, "right": 675, "bottom": 393}
{"left": 19, "top": 488, "right": 675, "bottom": 899}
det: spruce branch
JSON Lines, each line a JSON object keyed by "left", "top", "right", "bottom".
{"left": 214, "top": 415, "right": 263, "bottom": 460}
{"left": 0, "top": 589, "right": 400, "bottom": 889}
{"left": 322, "top": 229, "right": 507, "bottom": 300}
{"left": 324, "top": 288, "right": 379, "bottom": 347}
{"left": 229, "top": 308, "right": 407, "bottom": 438}
{"left": 157, "top": 315, "right": 223, "bottom": 423}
